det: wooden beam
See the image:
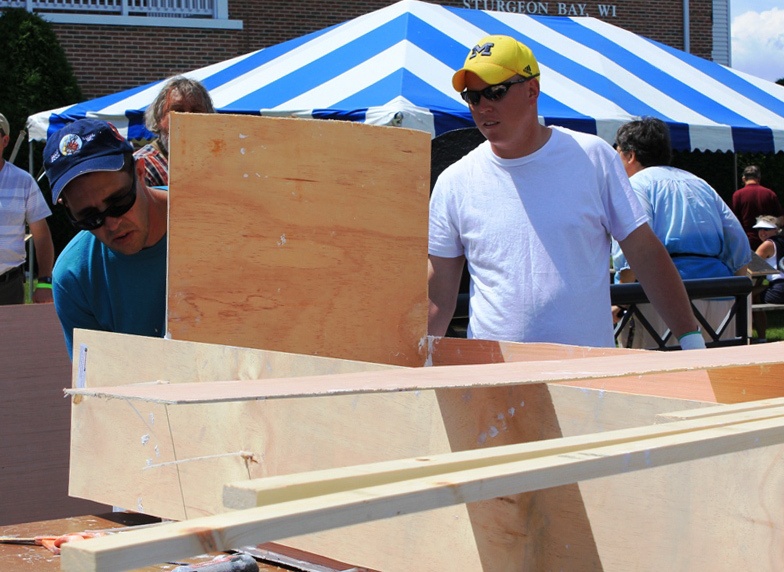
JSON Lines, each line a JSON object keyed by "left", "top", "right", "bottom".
{"left": 65, "top": 341, "right": 784, "bottom": 404}
{"left": 223, "top": 400, "right": 784, "bottom": 509}
{"left": 61, "top": 405, "right": 784, "bottom": 571}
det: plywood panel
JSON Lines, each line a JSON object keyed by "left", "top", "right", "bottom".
{"left": 71, "top": 329, "right": 398, "bottom": 389}
{"left": 68, "top": 332, "right": 729, "bottom": 571}
{"left": 0, "top": 304, "right": 105, "bottom": 525}
{"left": 68, "top": 389, "right": 784, "bottom": 572}
{"left": 166, "top": 113, "right": 430, "bottom": 366}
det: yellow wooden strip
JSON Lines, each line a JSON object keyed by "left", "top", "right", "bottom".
{"left": 224, "top": 402, "right": 784, "bottom": 508}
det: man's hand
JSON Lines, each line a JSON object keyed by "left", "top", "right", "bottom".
{"left": 32, "top": 286, "right": 53, "bottom": 304}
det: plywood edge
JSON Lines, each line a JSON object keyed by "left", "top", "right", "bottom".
{"left": 427, "top": 336, "right": 642, "bottom": 365}
{"left": 65, "top": 342, "right": 784, "bottom": 404}
{"left": 71, "top": 328, "right": 401, "bottom": 390}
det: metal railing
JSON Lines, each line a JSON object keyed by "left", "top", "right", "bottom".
{"left": 610, "top": 276, "right": 752, "bottom": 350}
{"left": 0, "top": 0, "right": 225, "bottom": 18}
{"left": 449, "top": 276, "right": 753, "bottom": 350}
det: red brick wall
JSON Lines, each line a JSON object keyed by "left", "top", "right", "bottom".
{"left": 51, "top": 0, "right": 714, "bottom": 100}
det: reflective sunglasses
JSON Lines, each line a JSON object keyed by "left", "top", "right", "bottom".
{"left": 65, "top": 169, "right": 138, "bottom": 231}
{"left": 460, "top": 75, "right": 539, "bottom": 106}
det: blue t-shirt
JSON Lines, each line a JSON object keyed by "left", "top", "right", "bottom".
{"left": 53, "top": 231, "right": 167, "bottom": 358}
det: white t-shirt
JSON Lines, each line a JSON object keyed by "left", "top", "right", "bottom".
{"left": 429, "top": 126, "right": 646, "bottom": 347}
{"left": 0, "top": 161, "right": 52, "bottom": 274}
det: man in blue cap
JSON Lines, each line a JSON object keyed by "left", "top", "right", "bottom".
{"left": 44, "top": 118, "right": 168, "bottom": 358}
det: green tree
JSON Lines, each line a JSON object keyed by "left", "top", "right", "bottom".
{"left": 0, "top": 8, "right": 82, "bottom": 254}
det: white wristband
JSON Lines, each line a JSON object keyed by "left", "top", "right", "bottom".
{"left": 679, "top": 331, "right": 706, "bottom": 350}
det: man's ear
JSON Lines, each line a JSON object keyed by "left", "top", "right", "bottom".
{"left": 134, "top": 156, "right": 146, "bottom": 182}
{"left": 527, "top": 77, "right": 541, "bottom": 99}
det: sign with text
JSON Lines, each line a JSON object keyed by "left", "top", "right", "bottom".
{"left": 459, "top": 1, "right": 618, "bottom": 17}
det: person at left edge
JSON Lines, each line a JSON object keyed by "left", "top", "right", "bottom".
{"left": 44, "top": 119, "right": 168, "bottom": 359}
{"left": 0, "top": 112, "right": 55, "bottom": 305}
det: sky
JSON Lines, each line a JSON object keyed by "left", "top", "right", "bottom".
{"left": 731, "top": 0, "right": 784, "bottom": 82}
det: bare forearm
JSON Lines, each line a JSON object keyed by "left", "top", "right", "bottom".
{"left": 620, "top": 226, "right": 699, "bottom": 339}
{"left": 428, "top": 255, "right": 464, "bottom": 337}
{"left": 30, "top": 220, "right": 54, "bottom": 277}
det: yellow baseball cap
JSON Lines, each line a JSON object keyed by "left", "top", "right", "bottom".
{"left": 452, "top": 35, "right": 540, "bottom": 92}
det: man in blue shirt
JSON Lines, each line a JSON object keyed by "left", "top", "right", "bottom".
{"left": 612, "top": 117, "right": 751, "bottom": 347}
{"left": 44, "top": 119, "right": 168, "bottom": 358}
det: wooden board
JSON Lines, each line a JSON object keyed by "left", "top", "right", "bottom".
{"left": 0, "top": 304, "right": 106, "bottom": 525}
{"left": 67, "top": 330, "right": 738, "bottom": 571}
{"left": 62, "top": 403, "right": 784, "bottom": 571}
{"left": 67, "top": 341, "right": 784, "bottom": 404}
{"left": 166, "top": 113, "right": 431, "bottom": 367}
{"left": 69, "top": 328, "right": 398, "bottom": 389}
{"left": 0, "top": 513, "right": 349, "bottom": 572}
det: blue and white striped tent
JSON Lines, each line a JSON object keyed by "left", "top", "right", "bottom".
{"left": 27, "top": 0, "right": 784, "bottom": 153}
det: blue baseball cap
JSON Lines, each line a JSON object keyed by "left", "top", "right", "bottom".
{"left": 44, "top": 119, "right": 133, "bottom": 204}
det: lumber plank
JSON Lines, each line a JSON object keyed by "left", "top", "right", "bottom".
{"left": 61, "top": 409, "right": 784, "bottom": 572}
{"left": 166, "top": 114, "right": 430, "bottom": 366}
{"left": 655, "top": 396, "right": 784, "bottom": 422}
{"left": 65, "top": 341, "right": 784, "bottom": 404}
{"left": 224, "top": 403, "right": 784, "bottom": 508}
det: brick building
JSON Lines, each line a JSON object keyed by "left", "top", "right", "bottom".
{"left": 3, "top": 0, "right": 728, "bottom": 100}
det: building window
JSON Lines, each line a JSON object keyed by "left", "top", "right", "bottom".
{"left": 0, "top": 0, "right": 242, "bottom": 29}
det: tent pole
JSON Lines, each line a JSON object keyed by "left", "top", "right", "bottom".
{"left": 27, "top": 138, "right": 35, "bottom": 302}
{"left": 682, "top": 0, "right": 690, "bottom": 53}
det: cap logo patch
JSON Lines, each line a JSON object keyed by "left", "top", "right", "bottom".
{"left": 59, "top": 133, "right": 83, "bottom": 156}
{"left": 469, "top": 42, "right": 495, "bottom": 60}
{"left": 108, "top": 123, "right": 125, "bottom": 141}
{"left": 523, "top": 65, "right": 533, "bottom": 75}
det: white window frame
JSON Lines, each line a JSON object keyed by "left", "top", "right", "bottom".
{"left": 0, "top": 0, "right": 242, "bottom": 29}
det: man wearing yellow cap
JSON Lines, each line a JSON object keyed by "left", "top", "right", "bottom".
{"left": 428, "top": 35, "right": 705, "bottom": 349}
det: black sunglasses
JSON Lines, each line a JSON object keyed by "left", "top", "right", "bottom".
{"left": 460, "top": 75, "right": 539, "bottom": 106}
{"left": 66, "top": 169, "right": 137, "bottom": 231}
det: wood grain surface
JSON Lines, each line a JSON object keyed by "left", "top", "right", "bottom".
{"left": 166, "top": 113, "right": 430, "bottom": 366}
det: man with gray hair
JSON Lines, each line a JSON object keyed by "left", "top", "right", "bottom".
{"left": 134, "top": 76, "right": 215, "bottom": 187}
{"left": 612, "top": 116, "right": 751, "bottom": 348}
